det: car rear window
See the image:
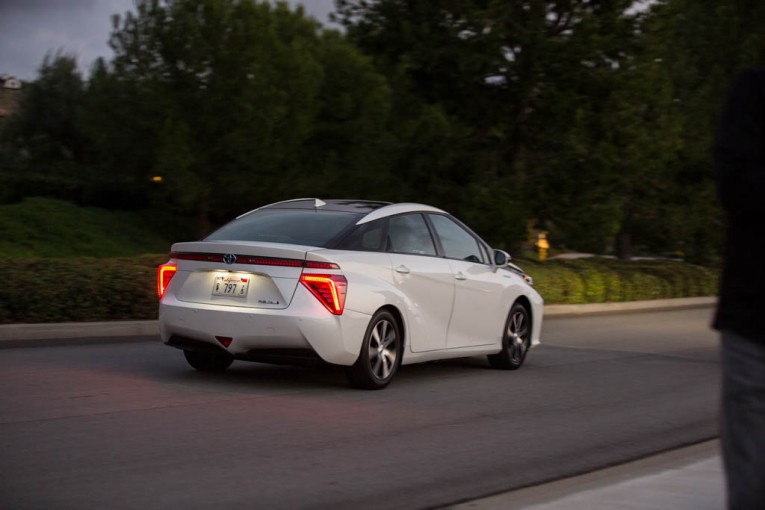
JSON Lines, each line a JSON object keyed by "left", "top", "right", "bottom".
{"left": 206, "top": 209, "right": 362, "bottom": 247}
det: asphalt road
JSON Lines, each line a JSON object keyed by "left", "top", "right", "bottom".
{"left": 0, "top": 307, "right": 720, "bottom": 510}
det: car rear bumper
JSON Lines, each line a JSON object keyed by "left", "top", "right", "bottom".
{"left": 159, "top": 287, "right": 371, "bottom": 366}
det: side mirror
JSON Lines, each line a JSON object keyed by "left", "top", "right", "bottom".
{"left": 493, "top": 249, "right": 511, "bottom": 266}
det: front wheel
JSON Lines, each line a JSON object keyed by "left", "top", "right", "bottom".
{"left": 345, "top": 310, "right": 402, "bottom": 390}
{"left": 183, "top": 349, "right": 234, "bottom": 372}
{"left": 488, "top": 302, "right": 531, "bottom": 370}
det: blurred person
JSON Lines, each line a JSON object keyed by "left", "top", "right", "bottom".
{"left": 714, "top": 66, "right": 765, "bottom": 510}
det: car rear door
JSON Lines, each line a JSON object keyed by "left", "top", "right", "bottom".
{"left": 386, "top": 214, "right": 454, "bottom": 352}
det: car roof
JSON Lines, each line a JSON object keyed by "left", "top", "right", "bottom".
{"left": 238, "top": 199, "right": 447, "bottom": 221}
{"left": 356, "top": 202, "right": 447, "bottom": 224}
{"left": 238, "top": 198, "right": 391, "bottom": 217}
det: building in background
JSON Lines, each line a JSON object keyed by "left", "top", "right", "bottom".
{"left": 0, "top": 74, "right": 23, "bottom": 127}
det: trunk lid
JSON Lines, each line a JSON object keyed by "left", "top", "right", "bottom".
{"left": 169, "top": 241, "right": 314, "bottom": 309}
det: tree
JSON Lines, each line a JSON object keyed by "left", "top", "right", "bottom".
{"left": 645, "top": 0, "right": 765, "bottom": 263}
{"left": 0, "top": 52, "right": 88, "bottom": 203}
{"left": 100, "top": 0, "right": 394, "bottom": 235}
{"left": 334, "top": 0, "right": 658, "bottom": 252}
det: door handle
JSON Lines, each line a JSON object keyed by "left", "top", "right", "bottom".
{"left": 455, "top": 272, "right": 467, "bottom": 280}
{"left": 395, "top": 265, "right": 411, "bottom": 274}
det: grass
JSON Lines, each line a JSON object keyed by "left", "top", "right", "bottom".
{"left": 0, "top": 197, "right": 197, "bottom": 258}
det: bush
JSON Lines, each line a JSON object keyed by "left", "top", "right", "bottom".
{"left": 520, "top": 257, "right": 717, "bottom": 305}
{"left": 0, "top": 254, "right": 167, "bottom": 323}
{"left": 0, "top": 255, "right": 718, "bottom": 323}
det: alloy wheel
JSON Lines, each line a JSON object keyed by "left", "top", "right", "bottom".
{"left": 507, "top": 309, "right": 530, "bottom": 364}
{"left": 368, "top": 319, "right": 399, "bottom": 381}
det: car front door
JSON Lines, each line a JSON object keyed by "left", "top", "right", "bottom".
{"left": 427, "top": 214, "right": 505, "bottom": 349}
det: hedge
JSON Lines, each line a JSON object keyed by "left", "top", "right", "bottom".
{"left": 520, "top": 258, "right": 718, "bottom": 304}
{"left": 0, "top": 254, "right": 167, "bottom": 324}
{"left": 0, "top": 255, "right": 718, "bottom": 324}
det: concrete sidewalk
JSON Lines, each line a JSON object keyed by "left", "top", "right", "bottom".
{"left": 446, "top": 441, "right": 724, "bottom": 510}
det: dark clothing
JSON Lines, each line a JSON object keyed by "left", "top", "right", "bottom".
{"left": 721, "top": 330, "right": 765, "bottom": 510}
{"left": 713, "top": 67, "right": 765, "bottom": 342}
{"left": 715, "top": 67, "right": 765, "bottom": 510}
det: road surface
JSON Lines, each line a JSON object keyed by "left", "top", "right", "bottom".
{"left": 0, "top": 307, "right": 719, "bottom": 509}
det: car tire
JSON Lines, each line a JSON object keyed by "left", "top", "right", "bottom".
{"left": 345, "top": 310, "right": 402, "bottom": 390}
{"left": 488, "top": 302, "right": 531, "bottom": 370}
{"left": 183, "top": 349, "right": 234, "bottom": 372}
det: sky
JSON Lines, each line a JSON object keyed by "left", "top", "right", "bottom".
{"left": 0, "top": 0, "right": 338, "bottom": 82}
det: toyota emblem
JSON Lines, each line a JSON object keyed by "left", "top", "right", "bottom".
{"left": 223, "top": 253, "right": 237, "bottom": 265}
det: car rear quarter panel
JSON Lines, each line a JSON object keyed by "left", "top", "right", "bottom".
{"left": 307, "top": 250, "right": 398, "bottom": 316}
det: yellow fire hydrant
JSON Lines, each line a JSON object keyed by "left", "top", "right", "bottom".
{"left": 536, "top": 232, "right": 549, "bottom": 261}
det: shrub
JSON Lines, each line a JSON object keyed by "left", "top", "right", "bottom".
{"left": 0, "top": 254, "right": 167, "bottom": 323}
{"left": 520, "top": 257, "right": 718, "bottom": 305}
{"left": 0, "top": 255, "right": 718, "bottom": 323}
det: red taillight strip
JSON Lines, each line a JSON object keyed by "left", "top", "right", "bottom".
{"left": 171, "top": 252, "right": 339, "bottom": 269}
{"left": 172, "top": 252, "right": 224, "bottom": 262}
{"left": 237, "top": 256, "right": 303, "bottom": 267}
{"left": 157, "top": 262, "right": 177, "bottom": 299}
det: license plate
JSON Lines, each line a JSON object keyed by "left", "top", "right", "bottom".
{"left": 212, "top": 275, "right": 250, "bottom": 298}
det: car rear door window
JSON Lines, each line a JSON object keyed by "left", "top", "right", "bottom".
{"left": 336, "top": 219, "right": 386, "bottom": 251}
{"left": 428, "top": 214, "right": 486, "bottom": 263}
{"left": 388, "top": 214, "right": 437, "bottom": 256}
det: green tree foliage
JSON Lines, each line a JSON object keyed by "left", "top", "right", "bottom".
{"left": 97, "top": 0, "right": 394, "bottom": 235}
{"left": 0, "top": 52, "right": 88, "bottom": 203}
{"left": 645, "top": 0, "right": 765, "bottom": 263}
{"left": 3, "top": 0, "right": 764, "bottom": 260}
{"left": 334, "top": 0, "right": 679, "bottom": 252}
{"left": 278, "top": 30, "right": 394, "bottom": 200}
{"left": 78, "top": 57, "right": 163, "bottom": 208}
{"left": 0, "top": 1, "right": 393, "bottom": 235}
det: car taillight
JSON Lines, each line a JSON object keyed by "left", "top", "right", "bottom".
{"left": 299, "top": 274, "right": 347, "bottom": 315}
{"left": 157, "top": 262, "right": 177, "bottom": 299}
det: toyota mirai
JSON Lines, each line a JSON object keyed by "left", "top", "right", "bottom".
{"left": 157, "top": 199, "right": 543, "bottom": 389}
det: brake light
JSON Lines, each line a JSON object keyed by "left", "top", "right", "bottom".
{"left": 157, "top": 262, "right": 177, "bottom": 299}
{"left": 304, "top": 261, "right": 340, "bottom": 269}
{"left": 299, "top": 274, "right": 347, "bottom": 315}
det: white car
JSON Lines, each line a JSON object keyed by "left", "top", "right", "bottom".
{"left": 158, "top": 199, "right": 543, "bottom": 389}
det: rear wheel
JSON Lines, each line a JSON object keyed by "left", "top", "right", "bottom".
{"left": 345, "top": 310, "right": 402, "bottom": 390}
{"left": 488, "top": 302, "right": 531, "bottom": 370}
{"left": 183, "top": 350, "right": 234, "bottom": 372}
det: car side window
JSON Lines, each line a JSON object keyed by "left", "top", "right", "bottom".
{"left": 388, "top": 214, "right": 437, "bottom": 256}
{"left": 336, "top": 219, "right": 386, "bottom": 251}
{"left": 428, "top": 214, "right": 486, "bottom": 263}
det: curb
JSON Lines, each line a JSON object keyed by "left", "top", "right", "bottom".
{"left": 0, "top": 297, "right": 717, "bottom": 346}
{"left": 0, "top": 320, "right": 159, "bottom": 342}
{"left": 445, "top": 439, "right": 721, "bottom": 510}
{"left": 544, "top": 296, "right": 716, "bottom": 318}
